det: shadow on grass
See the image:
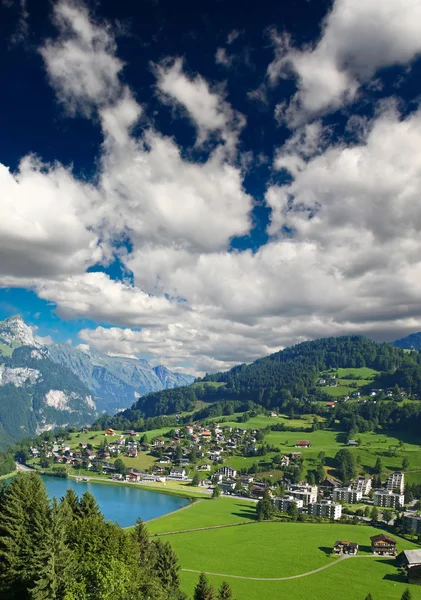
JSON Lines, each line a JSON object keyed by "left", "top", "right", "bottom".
{"left": 232, "top": 509, "right": 257, "bottom": 521}
{"left": 318, "top": 546, "right": 334, "bottom": 556}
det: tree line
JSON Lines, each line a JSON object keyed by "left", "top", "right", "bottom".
{"left": 0, "top": 473, "right": 234, "bottom": 600}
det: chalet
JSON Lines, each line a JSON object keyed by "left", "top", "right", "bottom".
{"left": 326, "top": 402, "right": 336, "bottom": 408}
{"left": 370, "top": 534, "right": 398, "bottom": 556}
{"left": 201, "top": 430, "right": 212, "bottom": 439}
{"left": 102, "top": 462, "right": 116, "bottom": 473}
{"left": 152, "top": 465, "right": 166, "bottom": 474}
{"left": 295, "top": 441, "right": 311, "bottom": 448}
{"left": 334, "top": 541, "right": 359, "bottom": 555}
{"left": 152, "top": 437, "right": 165, "bottom": 447}
{"left": 348, "top": 440, "right": 359, "bottom": 447}
{"left": 169, "top": 468, "right": 187, "bottom": 480}
{"left": 127, "top": 448, "right": 138, "bottom": 458}
{"left": 123, "top": 430, "right": 136, "bottom": 436}
{"left": 396, "top": 550, "right": 421, "bottom": 569}
{"left": 112, "top": 473, "right": 123, "bottom": 481}
{"left": 86, "top": 450, "right": 96, "bottom": 459}
{"left": 240, "top": 475, "right": 254, "bottom": 485}
{"left": 270, "top": 411, "right": 278, "bottom": 417}
{"left": 198, "top": 464, "right": 211, "bottom": 471}
{"left": 80, "top": 443, "right": 88, "bottom": 449}
{"left": 158, "top": 456, "right": 171, "bottom": 464}
{"left": 126, "top": 472, "right": 141, "bottom": 482}
{"left": 105, "top": 428, "right": 116, "bottom": 436}
{"left": 280, "top": 456, "right": 290, "bottom": 467}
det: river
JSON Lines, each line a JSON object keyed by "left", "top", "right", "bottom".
{"left": 41, "top": 476, "right": 190, "bottom": 527}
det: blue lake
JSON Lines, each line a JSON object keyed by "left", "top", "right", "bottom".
{"left": 41, "top": 476, "right": 189, "bottom": 527}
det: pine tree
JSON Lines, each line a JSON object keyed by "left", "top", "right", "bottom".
{"left": 152, "top": 540, "right": 181, "bottom": 591}
{"left": 29, "top": 499, "right": 73, "bottom": 600}
{"left": 194, "top": 573, "right": 216, "bottom": 600}
{"left": 133, "top": 518, "right": 150, "bottom": 567}
{"left": 79, "top": 491, "right": 100, "bottom": 518}
{"left": 0, "top": 473, "right": 51, "bottom": 600}
{"left": 401, "top": 589, "right": 412, "bottom": 600}
{"left": 61, "top": 489, "right": 81, "bottom": 519}
{"left": 218, "top": 580, "right": 233, "bottom": 599}
{"left": 364, "top": 594, "right": 373, "bottom": 600}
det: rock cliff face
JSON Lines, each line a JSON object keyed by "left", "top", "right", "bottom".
{"left": 48, "top": 344, "right": 194, "bottom": 415}
{"left": 0, "top": 316, "right": 97, "bottom": 448}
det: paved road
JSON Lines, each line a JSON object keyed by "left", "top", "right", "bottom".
{"left": 181, "top": 554, "right": 387, "bottom": 581}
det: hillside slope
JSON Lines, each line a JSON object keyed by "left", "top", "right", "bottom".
{"left": 48, "top": 344, "right": 194, "bottom": 415}
{"left": 393, "top": 331, "right": 421, "bottom": 351}
{"left": 99, "top": 335, "right": 421, "bottom": 429}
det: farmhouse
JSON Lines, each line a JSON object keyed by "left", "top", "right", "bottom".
{"left": 295, "top": 440, "right": 311, "bottom": 448}
{"left": 334, "top": 541, "right": 359, "bottom": 555}
{"left": 396, "top": 549, "right": 421, "bottom": 569}
{"left": 105, "top": 428, "right": 115, "bottom": 436}
{"left": 370, "top": 534, "right": 398, "bottom": 556}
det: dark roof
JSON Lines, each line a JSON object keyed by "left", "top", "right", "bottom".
{"left": 370, "top": 534, "right": 397, "bottom": 544}
{"left": 397, "top": 550, "right": 421, "bottom": 566}
{"left": 334, "top": 540, "right": 358, "bottom": 548}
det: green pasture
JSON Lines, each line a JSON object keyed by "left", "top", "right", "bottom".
{"left": 179, "top": 552, "right": 421, "bottom": 600}
{"left": 163, "top": 522, "right": 417, "bottom": 579}
{"left": 147, "top": 497, "right": 256, "bottom": 534}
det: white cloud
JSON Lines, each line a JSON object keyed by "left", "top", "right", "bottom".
{"left": 39, "top": 0, "right": 124, "bottom": 116}
{"left": 155, "top": 58, "right": 245, "bottom": 152}
{"left": 215, "top": 47, "right": 232, "bottom": 68}
{"left": 268, "top": 0, "right": 421, "bottom": 125}
{"left": 4, "top": 0, "right": 421, "bottom": 377}
{"left": 0, "top": 157, "right": 103, "bottom": 280}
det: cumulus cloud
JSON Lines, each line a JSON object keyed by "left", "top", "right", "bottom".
{"left": 40, "top": 0, "right": 124, "bottom": 116}
{"left": 268, "top": 0, "right": 421, "bottom": 125}
{"left": 4, "top": 0, "right": 421, "bottom": 376}
{"left": 155, "top": 57, "right": 245, "bottom": 152}
{"left": 0, "top": 157, "right": 103, "bottom": 280}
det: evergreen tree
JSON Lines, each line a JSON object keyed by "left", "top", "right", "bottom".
{"left": 364, "top": 594, "right": 373, "bottom": 600}
{"left": 79, "top": 491, "right": 100, "bottom": 518}
{"left": 133, "top": 518, "right": 150, "bottom": 567}
{"left": 370, "top": 507, "right": 379, "bottom": 524}
{"left": 212, "top": 486, "right": 221, "bottom": 499}
{"left": 287, "top": 501, "right": 299, "bottom": 521}
{"left": 152, "top": 540, "right": 181, "bottom": 592}
{"left": 61, "top": 489, "right": 81, "bottom": 519}
{"left": 401, "top": 589, "right": 412, "bottom": 600}
{"left": 256, "top": 491, "right": 275, "bottom": 521}
{"left": 191, "top": 472, "right": 200, "bottom": 487}
{"left": 30, "top": 499, "right": 73, "bottom": 600}
{"left": 218, "top": 580, "right": 233, "bottom": 599}
{"left": 194, "top": 573, "right": 216, "bottom": 600}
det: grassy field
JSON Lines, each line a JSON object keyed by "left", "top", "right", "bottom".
{"left": 159, "top": 521, "right": 421, "bottom": 599}
{"left": 147, "top": 497, "right": 256, "bottom": 534}
{"left": 214, "top": 413, "right": 316, "bottom": 430}
{"left": 179, "top": 553, "right": 421, "bottom": 600}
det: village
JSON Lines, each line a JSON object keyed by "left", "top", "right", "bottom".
{"left": 29, "top": 421, "right": 421, "bottom": 534}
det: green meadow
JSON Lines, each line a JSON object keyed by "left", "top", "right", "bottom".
{"left": 155, "top": 519, "right": 421, "bottom": 600}
{"left": 147, "top": 497, "right": 256, "bottom": 534}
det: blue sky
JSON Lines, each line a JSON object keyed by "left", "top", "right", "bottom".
{"left": 1, "top": 0, "right": 421, "bottom": 374}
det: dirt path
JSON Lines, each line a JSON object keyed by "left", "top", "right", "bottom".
{"left": 153, "top": 520, "right": 259, "bottom": 536}
{"left": 181, "top": 554, "right": 386, "bottom": 581}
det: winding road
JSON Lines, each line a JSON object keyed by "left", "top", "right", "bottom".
{"left": 181, "top": 554, "right": 387, "bottom": 581}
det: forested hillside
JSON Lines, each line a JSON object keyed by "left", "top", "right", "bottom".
{"left": 97, "top": 336, "right": 421, "bottom": 430}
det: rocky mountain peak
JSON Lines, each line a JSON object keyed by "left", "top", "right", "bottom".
{"left": 0, "top": 315, "right": 39, "bottom": 349}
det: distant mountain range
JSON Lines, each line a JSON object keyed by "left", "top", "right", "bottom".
{"left": 0, "top": 315, "right": 194, "bottom": 448}
{"left": 392, "top": 332, "right": 421, "bottom": 351}
{"left": 48, "top": 343, "right": 194, "bottom": 415}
